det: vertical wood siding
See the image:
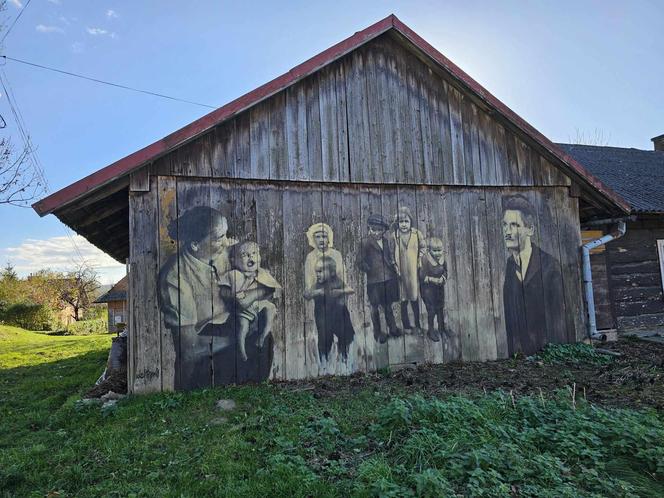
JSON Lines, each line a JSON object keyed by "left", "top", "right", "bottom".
{"left": 129, "top": 180, "right": 583, "bottom": 392}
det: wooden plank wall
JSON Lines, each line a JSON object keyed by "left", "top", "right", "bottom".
{"left": 150, "top": 34, "right": 571, "bottom": 191}
{"left": 605, "top": 221, "right": 664, "bottom": 331}
{"left": 126, "top": 32, "right": 587, "bottom": 392}
{"left": 129, "top": 179, "right": 584, "bottom": 392}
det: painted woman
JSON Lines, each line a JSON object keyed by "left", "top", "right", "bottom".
{"left": 392, "top": 206, "right": 426, "bottom": 331}
{"left": 158, "top": 206, "right": 236, "bottom": 389}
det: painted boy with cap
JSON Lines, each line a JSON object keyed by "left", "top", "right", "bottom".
{"left": 358, "top": 213, "right": 402, "bottom": 342}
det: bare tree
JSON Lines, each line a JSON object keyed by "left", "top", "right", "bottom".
{"left": 0, "top": 0, "right": 47, "bottom": 206}
{"left": 569, "top": 128, "right": 611, "bottom": 146}
{"left": 59, "top": 262, "right": 100, "bottom": 321}
{"left": 0, "top": 138, "right": 45, "bottom": 206}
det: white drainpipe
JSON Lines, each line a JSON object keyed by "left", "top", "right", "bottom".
{"left": 582, "top": 220, "right": 627, "bottom": 340}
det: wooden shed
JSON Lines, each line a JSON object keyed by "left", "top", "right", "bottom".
{"left": 33, "top": 16, "right": 630, "bottom": 393}
{"left": 94, "top": 275, "right": 128, "bottom": 332}
{"left": 559, "top": 141, "right": 664, "bottom": 332}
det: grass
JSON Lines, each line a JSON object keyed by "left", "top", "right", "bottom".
{"left": 1, "top": 324, "right": 663, "bottom": 497}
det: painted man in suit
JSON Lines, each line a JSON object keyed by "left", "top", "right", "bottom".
{"left": 358, "top": 213, "right": 402, "bottom": 343}
{"left": 502, "top": 195, "right": 565, "bottom": 356}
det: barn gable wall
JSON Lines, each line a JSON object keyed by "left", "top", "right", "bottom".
{"left": 128, "top": 33, "right": 584, "bottom": 393}
{"left": 145, "top": 34, "right": 571, "bottom": 189}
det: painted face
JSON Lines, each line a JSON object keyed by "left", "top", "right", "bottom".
{"left": 314, "top": 260, "right": 331, "bottom": 284}
{"left": 398, "top": 214, "right": 411, "bottom": 233}
{"left": 429, "top": 243, "right": 444, "bottom": 261}
{"left": 191, "top": 216, "right": 228, "bottom": 261}
{"left": 313, "top": 230, "right": 329, "bottom": 251}
{"left": 368, "top": 224, "right": 385, "bottom": 240}
{"left": 236, "top": 243, "right": 261, "bottom": 272}
{"left": 502, "top": 210, "right": 533, "bottom": 252}
{"left": 209, "top": 216, "right": 229, "bottom": 254}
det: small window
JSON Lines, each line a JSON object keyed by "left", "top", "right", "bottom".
{"left": 658, "top": 240, "right": 664, "bottom": 294}
{"left": 114, "top": 313, "right": 124, "bottom": 324}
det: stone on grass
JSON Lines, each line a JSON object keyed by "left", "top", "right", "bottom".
{"left": 101, "top": 391, "right": 126, "bottom": 402}
{"left": 215, "top": 399, "right": 236, "bottom": 411}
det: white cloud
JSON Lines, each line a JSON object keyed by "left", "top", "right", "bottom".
{"left": 106, "top": 9, "right": 118, "bottom": 19}
{"left": 59, "top": 16, "right": 70, "bottom": 25}
{"left": 71, "top": 41, "right": 85, "bottom": 53}
{"left": 86, "top": 26, "right": 108, "bottom": 36}
{"left": 8, "top": 0, "right": 23, "bottom": 9}
{"left": 36, "top": 24, "right": 65, "bottom": 34}
{"left": 1, "top": 235, "right": 126, "bottom": 285}
{"left": 47, "top": 0, "right": 61, "bottom": 4}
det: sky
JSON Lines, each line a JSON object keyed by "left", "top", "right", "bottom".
{"left": 0, "top": 0, "right": 662, "bottom": 285}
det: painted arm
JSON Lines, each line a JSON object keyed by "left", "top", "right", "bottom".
{"left": 328, "top": 286, "right": 355, "bottom": 298}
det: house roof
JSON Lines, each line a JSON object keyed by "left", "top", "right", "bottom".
{"left": 95, "top": 274, "right": 127, "bottom": 303}
{"left": 557, "top": 144, "right": 664, "bottom": 214}
{"left": 32, "top": 14, "right": 630, "bottom": 219}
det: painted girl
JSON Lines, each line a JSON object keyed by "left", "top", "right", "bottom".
{"left": 392, "top": 206, "right": 426, "bottom": 331}
{"left": 304, "top": 223, "right": 346, "bottom": 290}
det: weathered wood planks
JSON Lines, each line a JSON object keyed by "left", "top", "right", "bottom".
{"left": 146, "top": 34, "right": 572, "bottom": 191}
{"left": 129, "top": 178, "right": 584, "bottom": 393}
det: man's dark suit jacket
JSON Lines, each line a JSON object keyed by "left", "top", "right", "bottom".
{"left": 503, "top": 244, "right": 566, "bottom": 356}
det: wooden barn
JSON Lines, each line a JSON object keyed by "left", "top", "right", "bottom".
{"left": 560, "top": 139, "right": 664, "bottom": 333}
{"left": 95, "top": 275, "right": 128, "bottom": 332}
{"left": 33, "top": 16, "right": 630, "bottom": 393}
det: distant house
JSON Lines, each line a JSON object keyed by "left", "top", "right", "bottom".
{"left": 559, "top": 136, "right": 664, "bottom": 332}
{"left": 95, "top": 276, "right": 128, "bottom": 332}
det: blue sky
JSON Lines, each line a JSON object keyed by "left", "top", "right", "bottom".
{"left": 0, "top": 0, "right": 662, "bottom": 284}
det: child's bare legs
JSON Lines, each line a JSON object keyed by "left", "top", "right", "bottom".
{"left": 256, "top": 301, "right": 277, "bottom": 348}
{"left": 237, "top": 317, "right": 250, "bottom": 361}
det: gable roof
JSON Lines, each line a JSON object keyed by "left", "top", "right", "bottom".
{"left": 94, "top": 274, "right": 128, "bottom": 303}
{"left": 557, "top": 143, "right": 664, "bottom": 214}
{"left": 32, "top": 14, "right": 630, "bottom": 218}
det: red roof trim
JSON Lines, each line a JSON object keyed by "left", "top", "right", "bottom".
{"left": 33, "top": 14, "right": 630, "bottom": 216}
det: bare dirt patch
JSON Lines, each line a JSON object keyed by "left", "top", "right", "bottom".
{"left": 282, "top": 338, "right": 664, "bottom": 410}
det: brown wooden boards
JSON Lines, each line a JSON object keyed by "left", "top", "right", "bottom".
{"left": 138, "top": 35, "right": 578, "bottom": 191}
{"left": 282, "top": 188, "right": 307, "bottom": 379}
{"left": 156, "top": 176, "right": 178, "bottom": 391}
{"left": 129, "top": 185, "right": 161, "bottom": 393}
{"left": 136, "top": 178, "right": 586, "bottom": 392}
{"left": 174, "top": 178, "right": 213, "bottom": 390}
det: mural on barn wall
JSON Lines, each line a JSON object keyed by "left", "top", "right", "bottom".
{"left": 156, "top": 180, "right": 571, "bottom": 390}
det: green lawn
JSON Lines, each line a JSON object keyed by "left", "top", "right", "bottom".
{"left": 1, "top": 324, "right": 663, "bottom": 497}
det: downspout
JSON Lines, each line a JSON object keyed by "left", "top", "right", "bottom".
{"left": 582, "top": 220, "right": 626, "bottom": 340}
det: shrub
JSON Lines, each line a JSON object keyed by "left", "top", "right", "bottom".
{"left": 65, "top": 318, "right": 107, "bottom": 336}
{"left": 0, "top": 302, "right": 54, "bottom": 330}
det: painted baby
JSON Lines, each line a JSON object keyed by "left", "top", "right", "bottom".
{"left": 219, "top": 241, "right": 281, "bottom": 361}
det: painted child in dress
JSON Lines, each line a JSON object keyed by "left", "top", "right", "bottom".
{"left": 219, "top": 241, "right": 281, "bottom": 361}
{"left": 419, "top": 237, "right": 448, "bottom": 342}
{"left": 392, "top": 206, "right": 426, "bottom": 331}
{"left": 303, "top": 256, "right": 356, "bottom": 361}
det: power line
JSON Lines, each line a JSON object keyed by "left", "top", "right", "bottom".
{"left": 1, "top": 55, "right": 218, "bottom": 109}
{"left": 0, "top": 68, "right": 48, "bottom": 192}
{"left": 1, "top": 0, "right": 32, "bottom": 44}
{"left": 1, "top": 68, "right": 84, "bottom": 261}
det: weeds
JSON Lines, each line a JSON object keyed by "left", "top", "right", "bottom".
{"left": 536, "top": 342, "right": 613, "bottom": 366}
{"left": 1, "top": 326, "right": 663, "bottom": 497}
